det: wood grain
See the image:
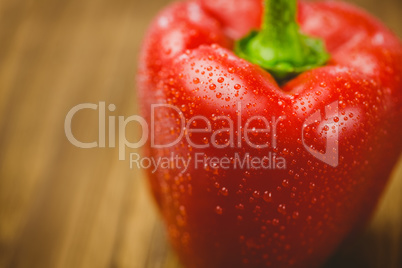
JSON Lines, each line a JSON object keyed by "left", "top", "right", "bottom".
{"left": 0, "top": 0, "right": 400, "bottom": 267}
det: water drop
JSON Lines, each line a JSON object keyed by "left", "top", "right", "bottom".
{"left": 277, "top": 204, "right": 286, "bottom": 215}
{"left": 292, "top": 211, "right": 299, "bottom": 219}
{"left": 220, "top": 187, "right": 229, "bottom": 196}
{"left": 236, "top": 203, "right": 244, "bottom": 210}
{"left": 215, "top": 205, "right": 223, "bottom": 215}
{"left": 263, "top": 191, "right": 272, "bottom": 202}
{"left": 253, "top": 190, "right": 260, "bottom": 198}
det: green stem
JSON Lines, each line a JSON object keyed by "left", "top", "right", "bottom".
{"left": 235, "top": 0, "right": 329, "bottom": 81}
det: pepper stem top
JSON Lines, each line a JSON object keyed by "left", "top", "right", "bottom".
{"left": 235, "top": 0, "right": 329, "bottom": 81}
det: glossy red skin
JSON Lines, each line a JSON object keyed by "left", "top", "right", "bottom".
{"left": 137, "top": 1, "right": 402, "bottom": 267}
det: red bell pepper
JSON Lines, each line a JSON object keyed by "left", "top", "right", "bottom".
{"left": 138, "top": 0, "right": 402, "bottom": 267}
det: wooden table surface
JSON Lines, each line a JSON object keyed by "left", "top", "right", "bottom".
{"left": 0, "top": 0, "right": 401, "bottom": 267}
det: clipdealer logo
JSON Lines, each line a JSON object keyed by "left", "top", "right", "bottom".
{"left": 64, "top": 101, "right": 339, "bottom": 170}
{"left": 302, "top": 101, "right": 339, "bottom": 167}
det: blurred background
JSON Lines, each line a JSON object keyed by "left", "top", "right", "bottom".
{"left": 0, "top": 0, "right": 401, "bottom": 267}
